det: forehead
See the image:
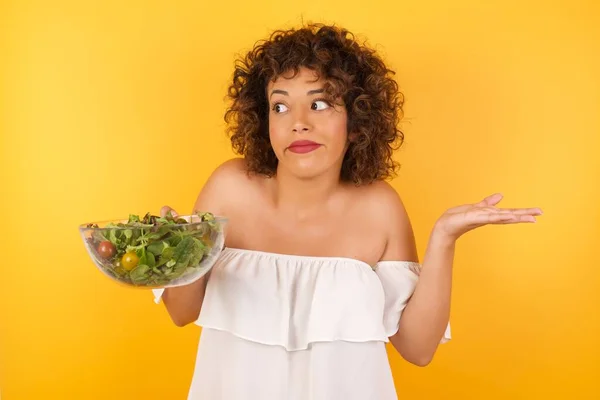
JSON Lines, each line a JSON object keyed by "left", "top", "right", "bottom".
{"left": 267, "top": 67, "right": 324, "bottom": 90}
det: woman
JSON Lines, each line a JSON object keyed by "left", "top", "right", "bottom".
{"left": 152, "top": 23, "right": 542, "bottom": 399}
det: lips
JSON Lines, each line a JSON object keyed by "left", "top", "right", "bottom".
{"left": 287, "top": 140, "right": 322, "bottom": 154}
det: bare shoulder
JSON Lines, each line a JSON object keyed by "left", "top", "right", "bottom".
{"left": 352, "top": 180, "right": 406, "bottom": 223}
{"left": 353, "top": 180, "right": 419, "bottom": 262}
{"left": 192, "top": 158, "right": 260, "bottom": 215}
{"left": 355, "top": 180, "right": 402, "bottom": 207}
{"left": 207, "top": 157, "right": 251, "bottom": 185}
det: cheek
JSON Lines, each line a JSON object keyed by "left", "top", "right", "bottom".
{"left": 326, "top": 116, "right": 349, "bottom": 149}
{"left": 268, "top": 119, "right": 286, "bottom": 149}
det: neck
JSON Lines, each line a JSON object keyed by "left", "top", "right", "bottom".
{"left": 271, "top": 165, "right": 343, "bottom": 220}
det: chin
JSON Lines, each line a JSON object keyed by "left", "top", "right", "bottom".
{"left": 281, "top": 160, "right": 333, "bottom": 180}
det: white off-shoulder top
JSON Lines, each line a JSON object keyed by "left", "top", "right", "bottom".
{"left": 152, "top": 247, "right": 451, "bottom": 400}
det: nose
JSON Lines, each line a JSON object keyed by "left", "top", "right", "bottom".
{"left": 292, "top": 108, "right": 312, "bottom": 133}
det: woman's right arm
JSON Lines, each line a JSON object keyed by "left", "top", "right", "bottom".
{"left": 159, "top": 158, "right": 245, "bottom": 327}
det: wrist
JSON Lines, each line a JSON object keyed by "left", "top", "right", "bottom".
{"left": 430, "top": 224, "right": 457, "bottom": 249}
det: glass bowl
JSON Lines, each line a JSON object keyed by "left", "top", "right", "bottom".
{"left": 79, "top": 211, "right": 227, "bottom": 288}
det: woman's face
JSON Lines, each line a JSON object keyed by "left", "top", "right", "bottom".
{"left": 267, "top": 67, "right": 349, "bottom": 180}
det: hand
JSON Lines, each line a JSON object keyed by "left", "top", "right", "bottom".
{"left": 160, "top": 205, "right": 179, "bottom": 218}
{"left": 433, "top": 193, "right": 543, "bottom": 243}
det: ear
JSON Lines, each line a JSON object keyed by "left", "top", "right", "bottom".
{"left": 347, "top": 132, "right": 358, "bottom": 142}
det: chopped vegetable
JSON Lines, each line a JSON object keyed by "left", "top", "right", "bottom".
{"left": 85, "top": 211, "right": 220, "bottom": 286}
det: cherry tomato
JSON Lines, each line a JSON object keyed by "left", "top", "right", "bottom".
{"left": 97, "top": 241, "right": 116, "bottom": 259}
{"left": 121, "top": 252, "right": 139, "bottom": 271}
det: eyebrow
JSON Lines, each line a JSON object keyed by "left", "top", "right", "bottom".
{"left": 270, "top": 88, "right": 324, "bottom": 98}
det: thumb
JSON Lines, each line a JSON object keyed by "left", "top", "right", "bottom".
{"left": 160, "top": 206, "right": 178, "bottom": 218}
{"left": 479, "top": 193, "right": 503, "bottom": 207}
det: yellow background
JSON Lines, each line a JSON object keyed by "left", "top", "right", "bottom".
{"left": 1, "top": 0, "right": 599, "bottom": 398}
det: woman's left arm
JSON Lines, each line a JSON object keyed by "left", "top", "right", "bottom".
{"left": 387, "top": 228, "right": 454, "bottom": 366}
{"left": 380, "top": 188, "right": 543, "bottom": 366}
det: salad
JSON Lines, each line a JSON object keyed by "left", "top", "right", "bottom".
{"left": 84, "top": 211, "right": 221, "bottom": 287}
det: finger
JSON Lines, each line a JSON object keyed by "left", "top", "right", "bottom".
{"left": 500, "top": 214, "right": 537, "bottom": 223}
{"left": 478, "top": 207, "right": 512, "bottom": 214}
{"left": 497, "top": 207, "right": 543, "bottom": 215}
{"left": 467, "top": 210, "right": 536, "bottom": 224}
{"left": 471, "top": 207, "right": 516, "bottom": 217}
{"left": 487, "top": 213, "right": 537, "bottom": 224}
{"left": 160, "top": 206, "right": 178, "bottom": 218}
{"left": 477, "top": 193, "right": 503, "bottom": 207}
{"left": 476, "top": 206, "right": 543, "bottom": 216}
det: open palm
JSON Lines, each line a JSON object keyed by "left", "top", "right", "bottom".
{"left": 435, "top": 193, "right": 543, "bottom": 241}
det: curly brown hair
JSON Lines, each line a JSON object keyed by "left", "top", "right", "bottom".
{"left": 224, "top": 23, "right": 405, "bottom": 185}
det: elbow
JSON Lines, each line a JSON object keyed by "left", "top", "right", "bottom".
{"left": 170, "top": 312, "right": 199, "bottom": 327}
{"left": 168, "top": 310, "right": 200, "bottom": 327}
{"left": 162, "top": 296, "right": 202, "bottom": 327}
{"left": 395, "top": 348, "right": 435, "bottom": 367}
{"left": 391, "top": 336, "right": 436, "bottom": 367}
{"left": 172, "top": 317, "right": 192, "bottom": 327}
{"left": 395, "top": 342, "right": 436, "bottom": 367}
{"left": 409, "top": 354, "right": 434, "bottom": 367}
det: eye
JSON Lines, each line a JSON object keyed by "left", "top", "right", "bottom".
{"left": 311, "top": 100, "right": 330, "bottom": 111}
{"left": 272, "top": 103, "right": 288, "bottom": 113}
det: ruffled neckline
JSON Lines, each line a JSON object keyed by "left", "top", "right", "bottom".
{"left": 222, "top": 246, "right": 376, "bottom": 270}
